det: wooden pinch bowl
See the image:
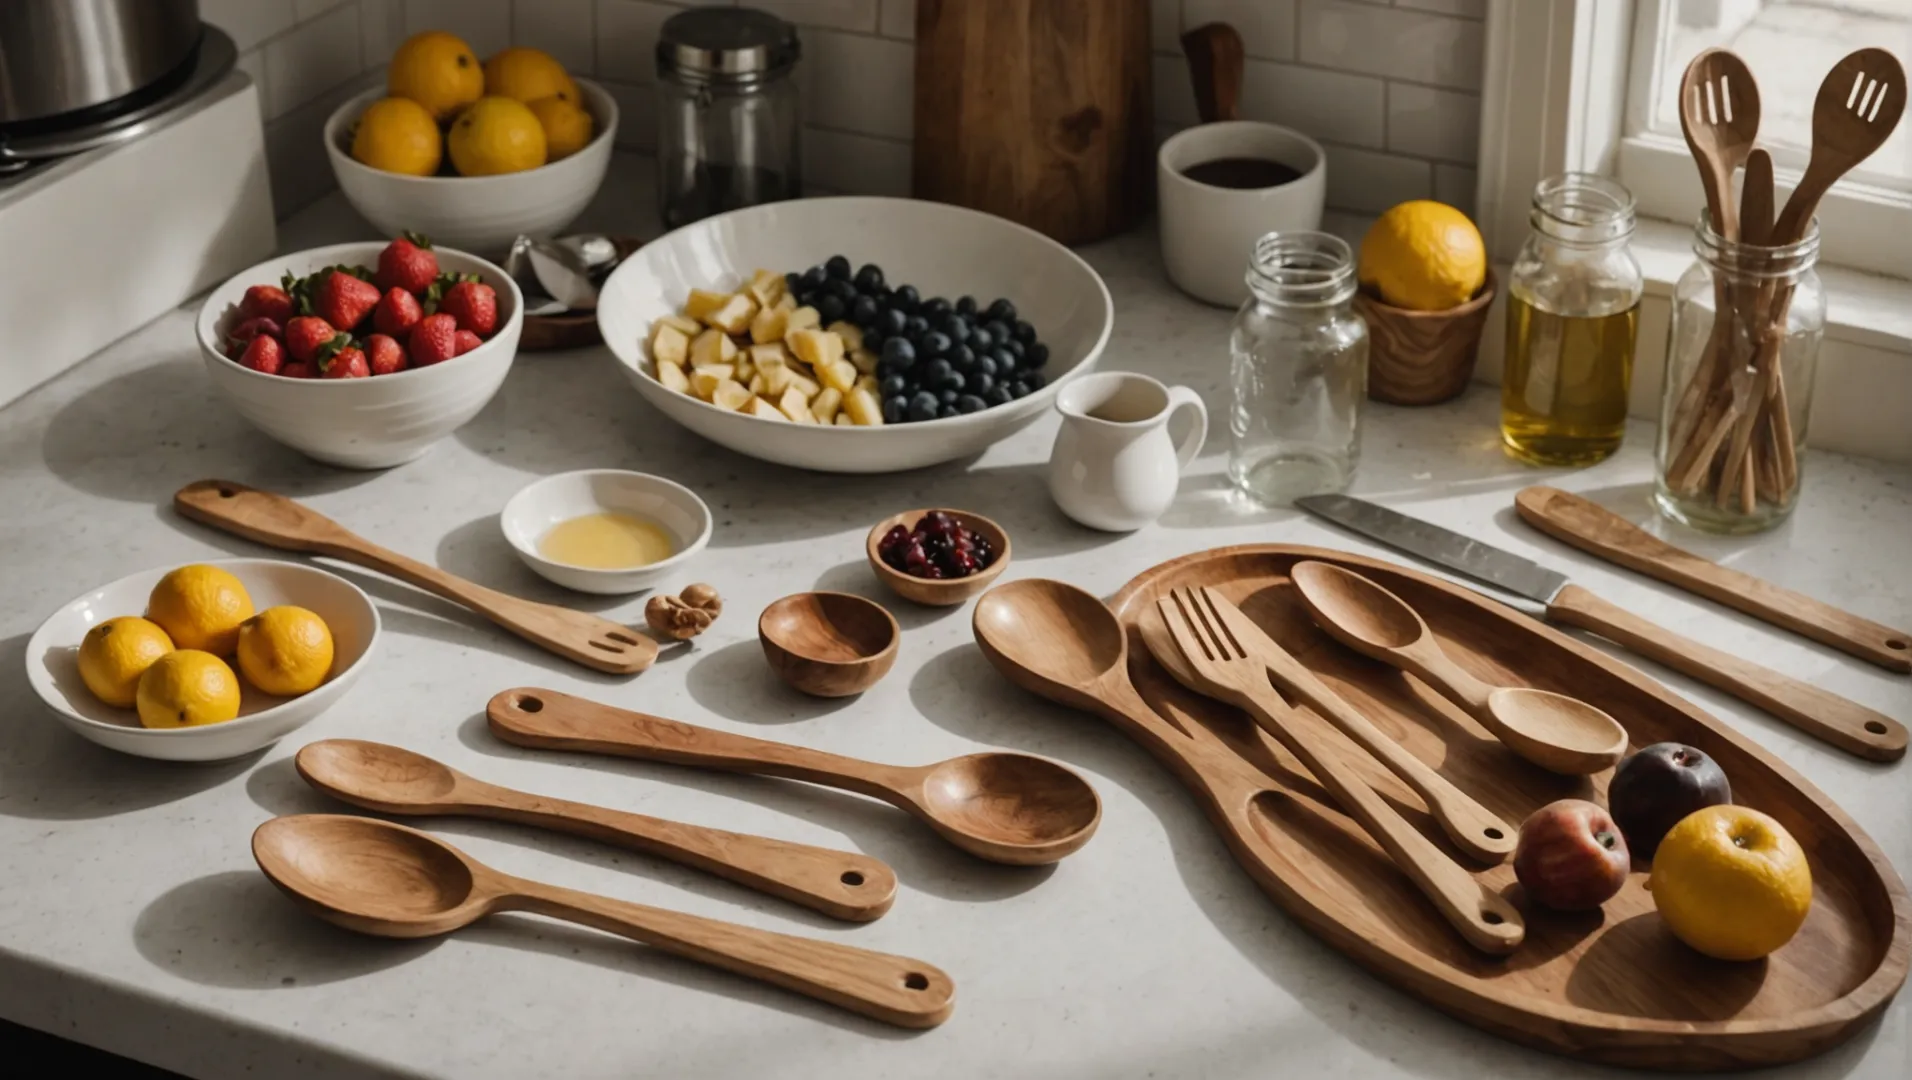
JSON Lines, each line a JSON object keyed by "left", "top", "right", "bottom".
{"left": 759, "top": 592, "right": 899, "bottom": 697}
{"left": 866, "top": 509, "right": 1012, "bottom": 606}
{"left": 1356, "top": 269, "right": 1497, "bottom": 406}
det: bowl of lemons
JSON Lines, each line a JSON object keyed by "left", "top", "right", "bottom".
{"left": 324, "top": 31, "right": 617, "bottom": 256}
{"left": 26, "top": 560, "right": 380, "bottom": 762}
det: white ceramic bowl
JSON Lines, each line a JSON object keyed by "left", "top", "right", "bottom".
{"left": 26, "top": 559, "right": 380, "bottom": 762}
{"left": 196, "top": 242, "right": 523, "bottom": 470}
{"left": 500, "top": 470, "right": 713, "bottom": 595}
{"left": 324, "top": 80, "right": 618, "bottom": 256}
{"left": 597, "top": 197, "right": 1115, "bottom": 474}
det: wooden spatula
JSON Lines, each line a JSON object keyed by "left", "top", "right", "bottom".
{"left": 174, "top": 480, "right": 658, "bottom": 674}
{"left": 1180, "top": 22, "right": 1244, "bottom": 124}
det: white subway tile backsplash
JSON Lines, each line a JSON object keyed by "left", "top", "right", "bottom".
{"left": 235, "top": 49, "right": 269, "bottom": 119}
{"left": 403, "top": 0, "right": 512, "bottom": 59}
{"left": 800, "top": 31, "right": 913, "bottom": 140}
{"left": 596, "top": 0, "right": 679, "bottom": 85}
{"left": 359, "top": 0, "right": 405, "bottom": 63}
{"left": 265, "top": 69, "right": 384, "bottom": 214}
{"left": 749, "top": 0, "right": 879, "bottom": 33}
{"left": 601, "top": 80, "right": 659, "bottom": 150}
{"left": 1299, "top": 0, "right": 1483, "bottom": 91}
{"left": 295, "top": 0, "right": 354, "bottom": 19}
{"left": 804, "top": 129, "right": 912, "bottom": 196}
{"left": 1323, "top": 144, "right": 1431, "bottom": 213}
{"left": 1386, "top": 83, "right": 1479, "bottom": 162}
{"left": 202, "top": 0, "right": 298, "bottom": 52}
{"left": 513, "top": 0, "right": 599, "bottom": 75}
{"left": 264, "top": 3, "right": 362, "bottom": 119}
{"left": 1153, "top": 59, "right": 1200, "bottom": 127}
{"left": 1184, "top": 0, "right": 1297, "bottom": 62}
{"left": 1434, "top": 162, "right": 1477, "bottom": 216}
{"left": 1394, "top": 0, "right": 1486, "bottom": 19}
{"left": 879, "top": 0, "right": 915, "bottom": 40}
{"left": 1240, "top": 60, "right": 1385, "bottom": 149}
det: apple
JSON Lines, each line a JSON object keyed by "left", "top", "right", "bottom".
{"left": 1607, "top": 742, "right": 1731, "bottom": 859}
{"left": 1513, "top": 799, "right": 1631, "bottom": 911}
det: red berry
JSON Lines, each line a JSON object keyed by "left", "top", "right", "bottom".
{"left": 454, "top": 329, "right": 483, "bottom": 355}
{"left": 281, "top": 361, "right": 316, "bottom": 379}
{"left": 375, "top": 233, "right": 438, "bottom": 295}
{"left": 364, "top": 333, "right": 408, "bottom": 376}
{"left": 408, "top": 313, "right": 460, "bottom": 366}
{"left": 373, "top": 287, "right": 423, "bottom": 337}
{"left": 321, "top": 345, "right": 370, "bottom": 378}
{"left": 313, "top": 269, "right": 381, "bottom": 332}
{"left": 284, "top": 316, "right": 341, "bottom": 363}
{"left": 239, "top": 334, "right": 285, "bottom": 375}
{"left": 241, "top": 284, "right": 295, "bottom": 324}
{"left": 439, "top": 280, "right": 498, "bottom": 336}
{"left": 227, "top": 316, "right": 282, "bottom": 356}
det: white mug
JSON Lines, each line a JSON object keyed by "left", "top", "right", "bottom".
{"left": 1158, "top": 121, "right": 1327, "bottom": 308}
{"left": 1048, "top": 372, "right": 1208, "bottom": 532}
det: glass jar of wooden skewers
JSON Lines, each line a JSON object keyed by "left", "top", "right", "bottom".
{"left": 1654, "top": 217, "right": 1823, "bottom": 533}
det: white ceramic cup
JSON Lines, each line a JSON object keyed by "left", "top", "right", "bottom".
{"left": 1048, "top": 372, "right": 1208, "bottom": 532}
{"left": 1158, "top": 121, "right": 1328, "bottom": 308}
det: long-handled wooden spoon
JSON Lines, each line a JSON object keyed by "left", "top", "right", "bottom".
{"left": 174, "top": 480, "right": 657, "bottom": 675}
{"left": 295, "top": 739, "right": 897, "bottom": 921}
{"left": 253, "top": 815, "right": 953, "bottom": 1028}
{"left": 485, "top": 689, "right": 1100, "bottom": 866}
{"left": 1291, "top": 562, "right": 1628, "bottom": 775}
{"left": 1180, "top": 22, "right": 1244, "bottom": 124}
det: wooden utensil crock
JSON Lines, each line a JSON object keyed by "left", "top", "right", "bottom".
{"left": 912, "top": 0, "right": 1151, "bottom": 245}
{"left": 1356, "top": 270, "right": 1497, "bottom": 406}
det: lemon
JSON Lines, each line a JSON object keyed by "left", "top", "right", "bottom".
{"left": 447, "top": 96, "right": 547, "bottom": 176}
{"left": 1651, "top": 805, "right": 1813, "bottom": 961}
{"left": 77, "top": 616, "right": 175, "bottom": 708}
{"left": 147, "top": 565, "right": 254, "bottom": 657}
{"left": 351, "top": 96, "right": 444, "bottom": 176}
{"left": 527, "top": 94, "right": 594, "bottom": 160}
{"left": 483, "top": 47, "right": 580, "bottom": 105}
{"left": 388, "top": 31, "right": 484, "bottom": 122}
{"left": 236, "top": 606, "right": 336, "bottom": 697}
{"left": 136, "top": 650, "right": 242, "bottom": 729}
{"left": 1358, "top": 200, "right": 1487, "bottom": 311}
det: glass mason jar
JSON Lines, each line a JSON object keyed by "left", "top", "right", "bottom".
{"left": 1500, "top": 173, "right": 1643, "bottom": 466}
{"left": 1228, "top": 232, "right": 1369, "bottom": 505}
{"left": 655, "top": 7, "right": 802, "bottom": 229}
{"left": 1654, "top": 218, "right": 1822, "bottom": 533}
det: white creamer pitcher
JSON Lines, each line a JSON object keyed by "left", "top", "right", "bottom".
{"left": 1047, "top": 372, "right": 1208, "bottom": 532}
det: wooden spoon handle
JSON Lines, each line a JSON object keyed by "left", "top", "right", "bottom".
{"left": 1180, "top": 22, "right": 1244, "bottom": 124}
{"left": 1545, "top": 585, "right": 1907, "bottom": 761}
{"left": 468, "top": 785, "right": 897, "bottom": 921}
{"left": 504, "top": 877, "right": 954, "bottom": 1028}
{"left": 487, "top": 688, "right": 914, "bottom": 802}
{"left": 1517, "top": 486, "right": 1912, "bottom": 672}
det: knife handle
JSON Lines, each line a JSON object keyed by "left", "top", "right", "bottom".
{"left": 1516, "top": 486, "right": 1911, "bottom": 673}
{"left": 1545, "top": 585, "right": 1906, "bottom": 762}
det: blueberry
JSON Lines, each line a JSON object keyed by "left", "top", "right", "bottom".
{"left": 976, "top": 354, "right": 999, "bottom": 378}
{"left": 992, "top": 347, "right": 1017, "bottom": 373}
{"left": 878, "top": 308, "right": 907, "bottom": 338}
{"left": 800, "top": 265, "right": 827, "bottom": 290}
{"left": 854, "top": 264, "right": 885, "bottom": 292}
{"left": 970, "top": 372, "right": 995, "bottom": 396}
{"left": 957, "top": 393, "right": 987, "bottom": 414}
{"left": 923, "top": 331, "right": 952, "bottom": 357}
{"left": 851, "top": 295, "right": 880, "bottom": 327}
{"left": 987, "top": 298, "right": 1017, "bottom": 323}
{"left": 921, "top": 358, "right": 954, "bottom": 386}
{"left": 1004, "top": 338, "right": 1025, "bottom": 360}
{"left": 881, "top": 336, "right": 917, "bottom": 366}
{"left": 939, "top": 403, "right": 963, "bottom": 419}
{"left": 816, "top": 294, "right": 846, "bottom": 322}
{"left": 1027, "top": 342, "right": 1050, "bottom": 368}
{"left": 883, "top": 395, "right": 908, "bottom": 424}
{"left": 825, "top": 255, "right": 852, "bottom": 280}
{"left": 880, "top": 374, "right": 907, "bottom": 397}
{"left": 938, "top": 368, "right": 967, "bottom": 392}
{"left": 907, "top": 391, "right": 941, "bottom": 422}
{"left": 785, "top": 271, "right": 803, "bottom": 292}
{"left": 904, "top": 315, "right": 929, "bottom": 339}
{"left": 942, "top": 314, "right": 970, "bottom": 341}
{"left": 1009, "top": 380, "right": 1032, "bottom": 399}
{"left": 984, "top": 384, "right": 1013, "bottom": 406}
{"left": 1013, "top": 319, "right": 1037, "bottom": 344}
{"left": 1025, "top": 371, "right": 1046, "bottom": 390}
{"left": 893, "top": 284, "right": 920, "bottom": 312}
{"left": 956, "top": 295, "right": 979, "bottom": 317}
{"left": 921, "top": 297, "right": 951, "bottom": 320}
{"left": 938, "top": 388, "right": 959, "bottom": 406}
{"left": 825, "top": 278, "right": 857, "bottom": 301}
{"left": 953, "top": 344, "right": 976, "bottom": 370}
{"left": 968, "top": 327, "right": 993, "bottom": 352}
{"left": 984, "top": 320, "right": 1011, "bottom": 342}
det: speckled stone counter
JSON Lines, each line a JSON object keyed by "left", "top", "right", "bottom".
{"left": 1, "top": 156, "right": 1907, "bottom": 1079}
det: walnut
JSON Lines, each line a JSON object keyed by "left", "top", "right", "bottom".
{"left": 646, "top": 584, "right": 722, "bottom": 640}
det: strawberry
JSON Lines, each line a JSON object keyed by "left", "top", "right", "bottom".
{"left": 454, "top": 329, "right": 483, "bottom": 355}
{"left": 364, "top": 333, "right": 408, "bottom": 376}
{"left": 409, "top": 313, "right": 460, "bottom": 366}
{"left": 313, "top": 269, "right": 381, "bottom": 332}
{"left": 239, "top": 334, "right": 285, "bottom": 375}
{"left": 438, "top": 280, "right": 497, "bottom": 336}
{"left": 241, "top": 284, "right": 295, "bottom": 324}
{"left": 284, "top": 316, "right": 341, "bottom": 363}
{"left": 226, "top": 316, "right": 282, "bottom": 356}
{"left": 321, "top": 344, "right": 370, "bottom": 379}
{"left": 373, "top": 287, "right": 423, "bottom": 337}
{"left": 281, "top": 361, "right": 316, "bottom": 379}
{"left": 376, "top": 232, "right": 437, "bottom": 295}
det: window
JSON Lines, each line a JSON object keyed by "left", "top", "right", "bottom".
{"left": 1618, "top": 0, "right": 1911, "bottom": 277}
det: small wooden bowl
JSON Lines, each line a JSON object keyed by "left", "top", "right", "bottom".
{"left": 866, "top": 509, "right": 1012, "bottom": 607}
{"left": 1355, "top": 268, "right": 1497, "bottom": 406}
{"left": 758, "top": 592, "right": 900, "bottom": 698}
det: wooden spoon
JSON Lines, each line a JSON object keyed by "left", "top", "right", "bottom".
{"left": 1291, "top": 562, "right": 1627, "bottom": 775}
{"left": 1180, "top": 22, "right": 1244, "bottom": 124}
{"left": 485, "top": 689, "right": 1100, "bottom": 866}
{"left": 252, "top": 815, "right": 954, "bottom": 1028}
{"left": 174, "top": 480, "right": 658, "bottom": 675}
{"left": 1772, "top": 48, "right": 1906, "bottom": 244}
{"left": 294, "top": 739, "right": 897, "bottom": 921}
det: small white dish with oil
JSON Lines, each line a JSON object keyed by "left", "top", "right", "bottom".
{"left": 501, "top": 470, "right": 712, "bottom": 594}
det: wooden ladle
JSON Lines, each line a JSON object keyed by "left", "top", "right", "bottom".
{"left": 485, "top": 689, "right": 1100, "bottom": 866}
{"left": 174, "top": 480, "right": 658, "bottom": 675}
{"left": 294, "top": 739, "right": 897, "bottom": 921}
{"left": 1291, "top": 562, "right": 1627, "bottom": 775}
{"left": 252, "top": 815, "right": 954, "bottom": 1028}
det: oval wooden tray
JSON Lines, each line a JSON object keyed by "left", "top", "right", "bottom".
{"left": 1101, "top": 545, "right": 1907, "bottom": 1070}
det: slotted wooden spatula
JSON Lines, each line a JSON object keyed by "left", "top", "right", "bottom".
{"left": 174, "top": 480, "right": 658, "bottom": 674}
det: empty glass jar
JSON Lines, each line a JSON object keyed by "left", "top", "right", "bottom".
{"left": 1228, "top": 232, "right": 1368, "bottom": 505}
{"left": 655, "top": 7, "right": 802, "bottom": 229}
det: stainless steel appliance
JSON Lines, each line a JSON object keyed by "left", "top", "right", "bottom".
{"left": 0, "top": 0, "right": 202, "bottom": 124}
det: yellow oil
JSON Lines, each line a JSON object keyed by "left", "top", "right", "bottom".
{"left": 1500, "top": 290, "right": 1639, "bottom": 466}
{"left": 539, "top": 511, "right": 675, "bottom": 569}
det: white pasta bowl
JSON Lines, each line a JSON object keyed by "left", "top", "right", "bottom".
{"left": 597, "top": 197, "right": 1114, "bottom": 474}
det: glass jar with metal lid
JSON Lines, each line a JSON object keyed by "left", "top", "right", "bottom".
{"left": 655, "top": 7, "right": 802, "bottom": 229}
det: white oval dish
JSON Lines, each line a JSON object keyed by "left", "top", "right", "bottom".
{"left": 596, "top": 197, "right": 1114, "bottom": 474}
{"left": 500, "top": 470, "right": 713, "bottom": 595}
{"left": 26, "top": 559, "right": 381, "bottom": 762}
{"left": 195, "top": 241, "right": 524, "bottom": 470}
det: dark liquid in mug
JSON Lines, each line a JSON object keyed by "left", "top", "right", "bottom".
{"left": 1180, "top": 157, "right": 1303, "bottom": 190}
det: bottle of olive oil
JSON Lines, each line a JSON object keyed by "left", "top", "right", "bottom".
{"left": 1500, "top": 286, "right": 1639, "bottom": 466}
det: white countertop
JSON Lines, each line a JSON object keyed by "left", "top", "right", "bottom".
{"left": 2, "top": 159, "right": 1909, "bottom": 1079}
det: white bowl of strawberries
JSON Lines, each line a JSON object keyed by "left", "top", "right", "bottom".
{"left": 196, "top": 236, "right": 523, "bottom": 469}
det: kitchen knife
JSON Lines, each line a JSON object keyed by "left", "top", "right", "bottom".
{"left": 1294, "top": 493, "right": 1906, "bottom": 762}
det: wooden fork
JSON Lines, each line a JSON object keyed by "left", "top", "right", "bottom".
{"left": 174, "top": 480, "right": 658, "bottom": 674}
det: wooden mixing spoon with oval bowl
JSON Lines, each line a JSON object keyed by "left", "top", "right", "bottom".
{"left": 485, "top": 688, "right": 1101, "bottom": 866}
{"left": 1291, "top": 561, "right": 1628, "bottom": 775}
{"left": 252, "top": 814, "right": 954, "bottom": 1028}
{"left": 295, "top": 739, "right": 896, "bottom": 921}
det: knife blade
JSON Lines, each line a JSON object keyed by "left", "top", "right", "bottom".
{"left": 1293, "top": 493, "right": 1907, "bottom": 762}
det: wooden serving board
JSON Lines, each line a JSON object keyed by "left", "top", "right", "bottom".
{"left": 1104, "top": 545, "right": 1907, "bottom": 1070}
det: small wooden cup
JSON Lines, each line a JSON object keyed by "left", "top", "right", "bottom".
{"left": 758, "top": 592, "right": 899, "bottom": 698}
{"left": 866, "top": 509, "right": 1012, "bottom": 606}
{"left": 1356, "top": 269, "right": 1497, "bottom": 406}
